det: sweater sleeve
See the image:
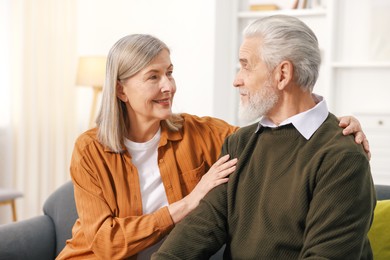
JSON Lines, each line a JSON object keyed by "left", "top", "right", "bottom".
{"left": 152, "top": 185, "right": 228, "bottom": 259}
{"left": 152, "top": 139, "right": 233, "bottom": 259}
{"left": 69, "top": 140, "right": 174, "bottom": 259}
{"left": 300, "top": 151, "right": 376, "bottom": 259}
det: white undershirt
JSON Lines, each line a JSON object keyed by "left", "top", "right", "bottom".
{"left": 124, "top": 128, "right": 169, "bottom": 259}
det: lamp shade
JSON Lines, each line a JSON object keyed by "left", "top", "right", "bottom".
{"left": 76, "top": 56, "right": 107, "bottom": 87}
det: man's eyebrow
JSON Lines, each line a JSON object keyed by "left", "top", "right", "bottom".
{"left": 239, "top": 58, "right": 248, "bottom": 64}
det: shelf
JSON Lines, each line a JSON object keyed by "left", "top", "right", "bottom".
{"left": 332, "top": 62, "right": 390, "bottom": 69}
{"left": 231, "top": 0, "right": 390, "bottom": 185}
{"left": 237, "top": 8, "right": 327, "bottom": 19}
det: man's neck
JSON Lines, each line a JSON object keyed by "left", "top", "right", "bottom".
{"left": 266, "top": 90, "right": 316, "bottom": 126}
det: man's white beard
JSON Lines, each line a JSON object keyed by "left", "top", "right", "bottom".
{"left": 238, "top": 81, "right": 279, "bottom": 125}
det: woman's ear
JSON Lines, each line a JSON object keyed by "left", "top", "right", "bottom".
{"left": 275, "top": 60, "right": 293, "bottom": 90}
{"left": 116, "top": 81, "right": 128, "bottom": 102}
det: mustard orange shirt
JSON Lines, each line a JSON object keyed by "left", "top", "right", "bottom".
{"left": 57, "top": 113, "right": 238, "bottom": 260}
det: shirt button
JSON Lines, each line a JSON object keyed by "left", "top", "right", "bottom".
{"left": 159, "top": 159, "right": 164, "bottom": 163}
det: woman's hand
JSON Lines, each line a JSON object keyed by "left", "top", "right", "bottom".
{"left": 338, "top": 116, "right": 370, "bottom": 159}
{"left": 168, "top": 154, "right": 237, "bottom": 223}
{"left": 186, "top": 154, "right": 238, "bottom": 208}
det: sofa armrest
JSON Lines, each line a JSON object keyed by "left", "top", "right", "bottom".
{"left": 0, "top": 215, "right": 56, "bottom": 260}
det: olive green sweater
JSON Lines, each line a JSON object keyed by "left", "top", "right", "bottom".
{"left": 154, "top": 113, "right": 376, "bottom": 260}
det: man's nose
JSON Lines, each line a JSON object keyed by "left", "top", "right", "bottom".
{"left": 233, "top": 74, "right": 244, "bottom": 88}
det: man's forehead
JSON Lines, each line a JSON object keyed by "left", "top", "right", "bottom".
{"left": 239, "top": 37, "right": 261, "bottom": 62}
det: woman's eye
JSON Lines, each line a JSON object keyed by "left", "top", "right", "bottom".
{"left": 149, "top": 75, "right": 158, "bottom": 80}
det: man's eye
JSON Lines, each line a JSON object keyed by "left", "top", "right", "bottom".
{"left": 167, "top": 71, "right": 173, "bottom": 77}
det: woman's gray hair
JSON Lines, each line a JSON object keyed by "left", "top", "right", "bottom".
{"left": 244, "top": 15, "right": 321, "bottom": 92}
{"left": 96, "top": 34, "right": 183, "bottom": 153}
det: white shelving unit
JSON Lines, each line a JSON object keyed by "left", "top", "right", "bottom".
{"left": 237, "top": 8, "right": 327, "bottom": 18}
{"left": 332, "top": 62, "right": 390, "bottom": 69}
{"left": 331, "top": 0, "right": 390, "bottom": 185}
{"left": 354, "top": 113, "right": 390, "bottom": 185}
{"left": 228, "top": 0, "right": 390, "bottom": 184}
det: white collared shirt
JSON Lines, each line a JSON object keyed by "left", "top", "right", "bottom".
{"left": 256, "top": 94, "right": 329, "bottom": 140}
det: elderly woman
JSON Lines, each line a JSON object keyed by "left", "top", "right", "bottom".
{"left": 57, "top": 34, "right": 368, "bottom": 260}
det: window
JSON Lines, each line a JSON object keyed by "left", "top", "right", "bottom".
{"left": 0, "top": 0, "right": 10, "bottom": 128}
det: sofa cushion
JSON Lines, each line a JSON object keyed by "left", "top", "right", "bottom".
{"left": 368, "top": 199, "right": 390, "bottom": 260}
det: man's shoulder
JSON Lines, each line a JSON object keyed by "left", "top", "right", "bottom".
{"left": 314, "top": 113, "right": 367, "bottom": 157}
{"left": 231, "top": 122, "right": 258, "bottom": 137}
{"left": 223, "top": 122, "right": 258, "bottom": 151}
{"left": 317, "top": 113, "right": 353, "bottom": 143}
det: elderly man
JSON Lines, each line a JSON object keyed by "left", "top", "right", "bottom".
{"left": 152, "top": 15, "right": 375, "bottom": 259}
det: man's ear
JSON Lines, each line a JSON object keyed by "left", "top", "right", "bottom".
{"left": 274, "top": 60, "right": 293, "bottom": 90}
{"left": 116, "top": 81, "right": 128, "bottom": 102}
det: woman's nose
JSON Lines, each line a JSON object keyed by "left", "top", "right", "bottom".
{"left": 161, "top": 77, "right": 174, "bottom": 93}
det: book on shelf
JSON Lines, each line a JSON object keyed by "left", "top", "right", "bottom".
{"left": 248, "top": 0, "right": 319, "bottom": 11}
{"left": 294, "top": 0, "right": 326, "bottom": 9}
{"left": 250, "top": 4, "right": 279, "bottom": 11}
{"left": 294, "top": 0, "right": 308, "bottom": 9}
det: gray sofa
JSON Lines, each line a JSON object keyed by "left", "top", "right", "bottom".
{"left": 0, "top": 182, "right": 77, "bottom": 260}
{"left": 0, "top": 182, "right": 389, "bottom": 260}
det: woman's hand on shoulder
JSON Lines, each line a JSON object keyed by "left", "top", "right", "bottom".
{"left": 168, "top": 154, "right": 237, "bottom": 223}
{"left": 338, "top": 115, "right": 371, "bottom": 159}
{"left": 188, "top": 154, "right": 237, "bottom": 205}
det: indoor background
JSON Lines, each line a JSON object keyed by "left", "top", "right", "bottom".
{"left": 0, "top": 0, "right": 389, "bottom": 223}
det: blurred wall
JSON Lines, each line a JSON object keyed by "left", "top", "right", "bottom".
{"left": 76, "top": 0, "right": 225, "bottom": 130}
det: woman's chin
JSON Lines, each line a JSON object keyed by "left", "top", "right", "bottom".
{"left": 157, "top": 111, "right": 173, "bottom": 120}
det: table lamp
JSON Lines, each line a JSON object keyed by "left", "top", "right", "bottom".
{"left": 76, "top": 56, "right": 107, "bottom": 128}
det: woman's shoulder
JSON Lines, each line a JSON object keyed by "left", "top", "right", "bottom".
{"left": 74, "top": 128, "right": 101, "bottom": 151}
{"left": 180, "top": 113, "right": 236, "bottom": 130}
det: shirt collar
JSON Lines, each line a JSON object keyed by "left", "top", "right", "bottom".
{"left": 104, "top": 120, "right": 183, "bottom": 153}
{"left": 159, "top": 120, "right": 182, "bottom": 147}
{"left": 255, "top": 94, "right": 329, "bottom": 140}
